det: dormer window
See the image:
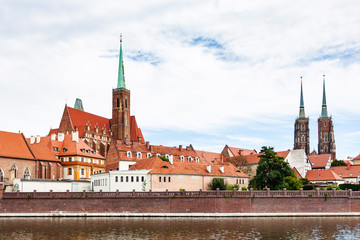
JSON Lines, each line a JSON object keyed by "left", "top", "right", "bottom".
{"left": 350, "top": 174, "right": 353, "bottom": 177}
{"left": 165, "top": 154, "right": 169, "bottom": 159}
{"left": 180, "top": 156, "right": 184, "bottom": 162}
{"left": 195, "top": 157, "right": 199, "bottom": 163}
{"left": 80, "top": 148, "right": 85, "bottom": 153}
{"left": 156, "top": 153, "right": 160, "bottom": 157}
{"left": 63, "top": 148, "right": 68, "bottom": 152}
{"left": 187, "top": 156, "right": 192, "bottom": 162}
{"left": 126, "top": 151, "right": 132, "bottom": 158}
{"left": 146, "top": 153, "right": 152, "bottom": 158}
{"left": 92, "top": 151, "right": 96, "bottom": 154}
{"left": 53, "top": 147, "right": 59, "bottom": 151}
{"left": 86, "top": 149, "right": 91, "bottom": 153}
{"left": 137, "top": 152, "right": 142, "bottom": 158}
{"left": 161, "top": 166, "right": 168, "bottom": 169}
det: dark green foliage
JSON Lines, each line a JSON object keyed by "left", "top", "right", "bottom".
{"left": 249, "top": 146, "right": 295, "bottom": 190}
{"left": 339, "top": 184, "right": 360, "bottom": 191}
{"left": 331, "top": 159, "right": 347, "bottom": 166}
{"left": 154, "top": 155, "right": 169, "bottom": 162}
{"left": 300, "top": 178, "right": 309, "bottom": 185}
{"left": 209, "top": 178, "right": 227, "bottom": 190}
{"left": 280, "top": 176, "right": 303, "bottom": 190}
{"left": 303, "top": 185, "right": 316, "bottom": 190}
{"left": 226, "top": 184, "right": 239, "bottom": 190}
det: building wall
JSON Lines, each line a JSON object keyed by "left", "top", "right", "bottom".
{"left": 12, "top": 179, "right": 90, "bottom": 192}
{"left": 286, "top": 149, "right": 310, "bottom": 178}
{"left": 0, "top": 157, "right": 36, "bottom": 186}
{"left": 294, "top": 118, "right": 310, "bottom": 155}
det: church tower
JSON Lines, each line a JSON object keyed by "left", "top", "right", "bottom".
{"left": 294, "top": 77, "right": 310, "bottom": 155}
{"left": 112, "top": 35, "right": 131, "bottom": 142}
{"left": 318, "top": 75, "right": 336, "bottom": 159}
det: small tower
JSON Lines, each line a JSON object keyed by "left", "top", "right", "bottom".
{"left": 112, "top": 35, "right": 131, "bottom": 142}
{"left": 318, "top": 75, "right": 336, "bottom": 159}
{"left": 294, "top": 77, "right": 310, "bottom": 155}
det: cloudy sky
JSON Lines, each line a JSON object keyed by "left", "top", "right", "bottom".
{"left": 1, "top": 0, "right": 359, "bottom": 159}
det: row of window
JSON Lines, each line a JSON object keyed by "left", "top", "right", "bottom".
{"left": 236, "top": 179, "right": 245, "bottom": 185}
{"left": 159, "top": 176, "right": 171, "bottom": 183}
{"left": 61, "top": 157, "right": 104, "bottom": 165}
{"left": 126, "top": 151, "right": 199, "bottom": 162}
{"left": 94, "top": 178, "right": 107, "bottom": 186}
{"left": 115, "top": 176, "right": 145, "bottom": 183}
{"left": 67, "top": 168, "right": 101, "bottom": 176}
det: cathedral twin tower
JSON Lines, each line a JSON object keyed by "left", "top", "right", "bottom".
{"left": 294, "top": 76, "right": 336, "bottom": 159}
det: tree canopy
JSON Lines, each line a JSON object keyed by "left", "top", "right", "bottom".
{"left": 331, "top": 159, "right": 347, "bottom": 166}
{"left": 249, "top": 146, "right": 297, "bottom": 190}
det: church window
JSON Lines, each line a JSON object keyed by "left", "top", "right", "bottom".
{"left": 324, "top": 122, "right": 327, "bottom": 127}
{"left": 126, "top": 151, "right": 132, "bottom": 158}
{"left": 10, "top": 165, "right": 17, "bottom": 178}
{"left": 24, "top": 167, "right": 30, "bottom": 179}
{"left": 0, "top": 168, "right": 4, "bottom": 182}
{"left": 301, "top": 136, "right": 305, "bottom": 142}
{"left": 301, "top": 124, "right": 305, "bottom": 131}
{"left": 117, "top": 97, "right": 120, "bottom": 108}
{"left": 325, "top": 134, "right": 328, "bottom": 141}
{"left": 125, "top": 98, "right": 128, "bottom": 108}
{"left": 137, "top": 152, "right": 142, "bottom": 158}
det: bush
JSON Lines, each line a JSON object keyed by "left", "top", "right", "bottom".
{"left": 280, "top": 176, "right": 303, "bottom": 190}
{"left": 241, "top": 186, "right": 248, "bottom": 191}
{"left": 327, "top": 184, "right": 340, "bottom": 190}
{"left": 303, "top": 185, "right": 315, "bottom": 190}
{"left": 209, "top": 178, "right": 227, "bottom": 190}
{"left": 339, "top": 184, "right": 360, "bottom": 191}
{"left": 226, "top": 184, "right": 239, "bottom": 190}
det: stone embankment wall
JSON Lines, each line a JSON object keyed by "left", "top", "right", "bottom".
{"left": 1, "top": 189, "right": 360, "bottom": 214}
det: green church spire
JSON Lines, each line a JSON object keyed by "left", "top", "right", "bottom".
{"left": 299, "top": 77, "right": 305, "bottom": 118}
{"left": 117, "top": 34, "right": 126, "bottom": 89}
{"left": 321, "top": 75, "right": 328, "bottom": 118}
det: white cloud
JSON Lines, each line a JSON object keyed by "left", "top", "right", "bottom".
{"left": 0, "top": 0, "right": 359, "bottom": 159}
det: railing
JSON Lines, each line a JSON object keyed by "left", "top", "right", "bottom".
{"left": 1, "top": 188, "right": 359, "bottom": 199}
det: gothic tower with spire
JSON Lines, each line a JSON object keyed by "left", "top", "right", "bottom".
{"left": 112, "top": 35, "right": 131, "bottom": 142}
{"left": 318, "top": 75, "right": 336, "bottom": 159}
{"left": 294, "top": 77, "right": 310, "bottom": 155}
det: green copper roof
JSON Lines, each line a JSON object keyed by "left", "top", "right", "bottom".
{"left": 299, "top": 77, "right": 305, "bottom": 118}
{"left": 321, "top": 75, "right": 328, "bottom": 118}
{"left": 117, "top": 36, "right": 126, "bottom": 89}
{"left": 74, "top": 98, "right": 84, "bottom": 111}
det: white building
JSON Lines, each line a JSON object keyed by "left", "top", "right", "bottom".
{"left": 13, "top": 178, "right": 91, "bottom": 192}
{"left": 284, "top": 149, "right": 311, "bottom": 178}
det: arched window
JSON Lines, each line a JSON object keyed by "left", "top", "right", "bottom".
{"left": 137, "top": 152, "right": 142, "bottom": 158}
{"left": 125, "top": 98, "right": 128, "bottom": 108}
{"left": 0, "top": 168, "right": 4, "bottom": 182}
{"left": 24, "top": 167, "right": 31, "bottom": 179}
{"left": 146, "top": 153, "right": 152, "bottom": 158}
{"left": 301, "top": 124, "right": 305, "bottom": 131}
{"left": 10, "top": 165, "right": 18, "bottom": 178}
{"left": 126, "top": 151, "right": 132, "bottom": 158}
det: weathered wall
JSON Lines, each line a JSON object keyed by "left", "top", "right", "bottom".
{"left": 1, "top": 196, "right": 360, "bottom": 214}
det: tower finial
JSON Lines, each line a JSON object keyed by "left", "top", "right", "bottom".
{"left": 321, "top": 75, "right": 328, "bottom": 118}
{"left": 117, "top": 34, "right": 126, "bottom": 89}
{"left": 299, "top": 76, "right": 305, "bottom": 118}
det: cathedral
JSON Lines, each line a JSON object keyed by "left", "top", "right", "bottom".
{"left": 294, "top": 76, "right": 336, "bottom": 159}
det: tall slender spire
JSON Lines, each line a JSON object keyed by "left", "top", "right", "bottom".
{"left": 299, "top": 77, "right": 305, "bottom": 118}
{"left": 321, "top": 75, "right": 328, "bottom": 118}
{"left": 117, "top": 34, "right": 126, "bottom": 89}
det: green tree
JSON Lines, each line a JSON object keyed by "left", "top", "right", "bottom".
{"left": 331, "top": 159, "right": 347, "bottom": 166}
{"left": 249, "top": 146, "right": 295, "bottom": 190}
{"left": 280, "top": 176, "right": 303, "bottom": 190}
{"left": 208, "top": 178, "right": 227, "bottom": 190}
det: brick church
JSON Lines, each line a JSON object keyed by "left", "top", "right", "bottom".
{"left": 294, "top": 76, "right": 336, "bottom": 159}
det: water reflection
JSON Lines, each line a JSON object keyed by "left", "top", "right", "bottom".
{"left": 0, "top": 217, "right": 359, "bottom": 239}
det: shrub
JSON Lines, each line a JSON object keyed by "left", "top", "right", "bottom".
{"left": 226, "top": 184, "right": 239, "bottom": 190}
{"left": 327, "top": 184, "right": 340, "bottom": 190}
{"left": 303, "top": 185, "right": 315, "bottom": 190}
{"left": 209, "top": 178, "right": 227, "bottom": 190}
{"left": 339, "top": 184, "right": 360, "bottom": 191}
{"left": 241, "top": 186, "right": 248, "bottom": 191}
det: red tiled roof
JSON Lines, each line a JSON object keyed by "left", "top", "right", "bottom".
{"left": 58, "top": 134, "right": 104, "bottom": 159}
{"left": 0, "top": 131, "right": 35, "bottom": 160}
{"left": 227, "top": 146, "right": 257, "bottom": 156}
{"left": 331, "top": 165, "right": 360, "bottom": 179}
{"left": 130, "top": 116, "right": 145, "bottom": 143}
{"left": 152, "top": 145, "right": 197, "bottom": 157}
{"left": 353, "top": 154, "right": 360, "bottom": 161}
{"left": 308, "top": 154, "right": 331, "bottom": 169}
{"left": 26, "top": 136, "right": 59, "bottom": 162}
{"left": 305, "top": 169, "right": 343, "bottom": 181}
{"left": 67, "top": 106, "right": 110, "bottom": 137}
{"left": 130, "top": 157, "right": 249, "bottom": 177}
{"left": 195, "top": 150, "right": 223, "bottom": 164}
{"left": 242, "top": 150, "right": 290, "bottom": 165}
{"left": 48, "top": 128, "right": 59, "bottom": 135}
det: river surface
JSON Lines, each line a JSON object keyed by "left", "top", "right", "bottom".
{"left": 0, "top": 217, "right": 359, "bottom": 239}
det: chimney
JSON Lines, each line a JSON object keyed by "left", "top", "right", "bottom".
{"left": 150, "top": 145, "right": 154, "bottom": 152}
{"left": 58, "top": 132, "right": 65, "bottom": 142}
{"left": 51, "top": 133, "right": 56, "bottom": 141}
{"left": 30, "top": 136, "right": 35, "bottom": 144}
{"left": 179, "top": 145, "right": 183, "bottom": 151}
{"left": 169, "top": 155, "right": 174, "bottom": 165}
{"left": 146, "top": 141, "right": 150, "bottom": 149}
{"left": 207, "top": 165, "right": 211, "bottom": 173}
{"left": 220, "top": 166, "right": 224, "bottom": 174}
{"left": 36, "top": 135, "right": 41, "bottom": 144}
{"left": 72, "top": 131, "right": 79, "bottom": 143}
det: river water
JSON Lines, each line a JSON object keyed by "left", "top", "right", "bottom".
{"left": 0, "top": 217, "right": 359, "bottom": 239}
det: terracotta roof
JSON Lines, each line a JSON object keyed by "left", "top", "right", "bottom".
{"left": 130, "top": 157, "right": 249, "bottom": 177}
{"left": 130, "top": 116, "right": 145, "bottom": 143}
{"left": 67, "top": 106, "right": 111, "bottom": 137}
{"left": 152, "top": 145, "right": 197, "bottom": 157}
{"left": 58, "top": 134, "right": 104, "bottom": 159}
{"left": 195, "top": 150, "right": 223, "bottom": 164}
{"left": 242, "top": 150, "right": 290, "bottom": 165}
{"left": 331, "top": 165, "right": 360, "bottom": 179}
{"left": 293, "top": 167, "right": 302, "bottom": 179}
{"left": 26, "top": 136, "right": 60, "bottom": 162}
{"left": 48, "top": 128, "right": 59, "bottom": 135}
{"left": 227, "top": 146, "right": 257, "bottom": 156}
{"left": 0, "top": 131, "right": 35, "bottom": 160}
{"left": 305, "top": 169, "right": 343, "bottom": 181}
{"left": 353, "top": 154, "right": 360, "bottom": 161}
{"left": 308, "top": 154, "right": 331, "bottom": 169}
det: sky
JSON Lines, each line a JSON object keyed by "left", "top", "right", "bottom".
{"left": 0, "top": 0, "right": 359, "bottom": 159}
